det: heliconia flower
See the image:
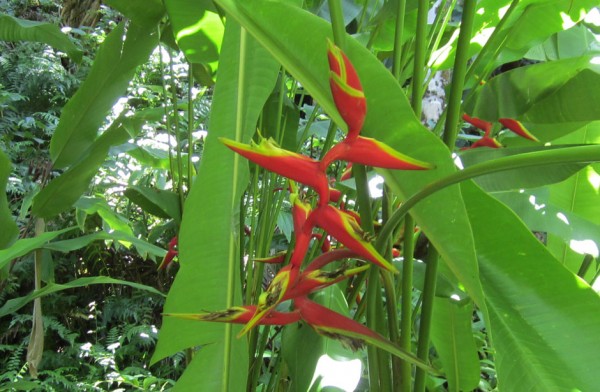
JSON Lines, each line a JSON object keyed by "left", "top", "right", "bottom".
{"left": 498, "top": 118, "right": 539, "bottom": 142}
{"left": 462, "top": 114, "right": 492, "bottom": 134}
{"left": 239, "top": 264, "right": 300, "bottom": 336}
{"left": 327, "top": 39, "right": 366, "bottom": 139}
{"left": 462, "top": 114, "right": 501, "bottom": 149}
{"left": 158, "top": 236, "right": 178, "bottom": 270}
{"left": 310, "top": 204, "right": 398, "bottom": 273}
{"left": 320, "top": 136, "right": 435, "bottom": 171}
{"left": 289, "top": 259, "right": 369, "bottom": 298}
{"left": 295, "top": 297, "right": 438, "bottom": 373}
{"left": 220, "top": 137, "right": 330, "bottom": 203}
{"left": 164, "top": 305, "right": 300, "bottom": 326}
{"left": 468, "top": 136, "right": 502, "bottom": 149}
{"left": 253, "top": 251, "right": 287, "bottom": 264}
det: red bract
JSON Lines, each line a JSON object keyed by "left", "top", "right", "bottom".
{"left": 498, "top": 118, "right": 539, "bottom": 142}
{"left": 311, "top": 204, "right": 398, "bottom": 273}
{"left": 220, "top": 137, "right": 330, "bottom": 203}
{"left": 462, "top": 114, "right": 501, "bottom": 149}
{"left": 321, "top": 136, "right": 435, "bottom": 170}
{"left": 158, "top": 236, "right": 178, "bottom": 270}
{"left": 327, "top": 39, "right": 366, "bottom": 138}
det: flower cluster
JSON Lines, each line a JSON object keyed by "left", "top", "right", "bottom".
{"left": 167, "top": 41, "right": 434, "bottom": 353}
{"left": 462, "top": 114, "right": 539, "bottom": 149}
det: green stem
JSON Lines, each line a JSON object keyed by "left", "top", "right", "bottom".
{"left": 443, "top": 0, "right": 477, "bottom": 150}
{"left": 465, "top": 0, "right": 521, "bottom": 89}
{"left": 377, "top": 145, "right": 600, "bottom": 249}
{"left": 399, "top": 214, "right": 415, "bottom": 392}
{"left": 392, "top": 0, "right": 406, "bottom": 79}
{"left": 168, "top": 53, "right": 185, "bottom": 209}
{"left": 187, "top": 63, "right": 195, "bottom": 187}
{"left": 413, "top": 247, "right": 439, "bottom": 392}
{"left": 328, "top": 0, "right": 346, "bottom": 49}
{"left": 411, "top": 0, "right": 429, "bottom": 114}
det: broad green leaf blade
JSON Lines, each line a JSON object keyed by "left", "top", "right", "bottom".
{"left": 463, "top": 181, "right": 600, "bottom": 391}
{"left": 431, "top": 298, "right": 480, "bottom": 392}
{"left": 152, "top": 19, "right": 281, "bottom": 391}
{"left": 0, "top": 227, "right": 76, "bottom": 270}
{"left": 50, "top": 21, "right": 157, "bottom": 168}
{"left": 164, "top": 0, "right": 224, "bottom": 84}
{"left": 124, "top": 185, "right": 181, "bottom": 223}
{"left": 0, "top": 13, "right": 82, "bottom": 62}
{"left": 43, "top": 231, "right": 166, "bottom": 260}
{"left": 524, "top": 24, "right": 600, "bottom": 62}
{"left": 214, "top": 0, "right": 486, "bottom": 315}
{"left": 467, "top": 56, "right": 600, "bottom": 142}
{"left": 458, "top": 146, "right": 590, "bottom": 192}
{"left": 103, "top": 0, "right": 165, "bottom": 27}
{"left": 33, "top": 124, "right": 130, "bottom": 219}
{"left": 74, "top": 197, "right": 133, "bottom": 236}
{"left": 492, "top": 189, "right": 600, "bottom": 271}
{"left": 0, "top": 150, "right": 18, "bottom": 249}
{"left": 546, "top": 127, "right": 600, "bottom": 276}
{"left": 0, "top": 276, "right": 165, "bottom": 318}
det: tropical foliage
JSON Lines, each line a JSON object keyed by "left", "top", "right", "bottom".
{"left": 1, "top": 0, "right": 599, "bottom": 391}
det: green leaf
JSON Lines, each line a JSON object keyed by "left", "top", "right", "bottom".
{"left": 152, "top": 17, "right": 281, "bottom": 391}
{"left": 458, "top": 146, "right": 590, "bottom": 192}
{"left": 492, "top": 189, "right": 600, "bottom": 273}
{"left": 0, "top": 227, "right": 76, "bottom": 270}
{"left": 0, "top": 13, "right": 82, "bottom": 62}
{"left": 467, "top": 56, "right": 600, "bottom": 142}
{"left": 213, "top": 0, "right": 486, "bottom": 316}
{"left": 0, "top": 150, "right": 18, "bottom": 249}
{"left": 525, "top": 24, "right": 600, "bottom": 61}
{"left": 124, "top": 185, "right": 181, "bottom": 223}
{"left": 431, "top": 298, "right": 480, "bottom": 392}
{"left": 164, "top": 0, "right": 224, "bottom": 84}
{"left": 43, "top": 231, "right": 166, "bottom": 260}
{"left": 74, "top": 197, "right": 133, "bottom": 236}
{"left": 432, "top": 0, "right": 596, "bottom": 71}
{"left": 463, "top": 181, "right": 600, "bottom": 391}
{"left": 0, "top": 276, "right": 164, "bottom": 318}
{"left": 103, "top": 0, "right": 165, "bottom": 27}
{"left": 545, "top": 127, "right": 600, "bottom": 276}
{"left": 32, "top": 122, "right": 130, "bottom": 219}
{"left": 49, "top": 21, "right": 158, "bottom": 168}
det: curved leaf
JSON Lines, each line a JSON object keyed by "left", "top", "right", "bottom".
{"left": 0, "top": 227, "right": 76, "bottom": 270}
{"left": 0, "top": 13, "right": 82, "bottom": 62}
{"left": 0, "top": 149, "right": 18, "bottom": 249}
{"left": 464, "top": 181, "right": 600, "bottom": 391}
{"left": 0, "top": 276, "right": 165, "bottom": 318}
{"left": 50, "top": 21, "right": 157, "bottom": 168}
{"left": 124, "top": 185, "right": 181, "bottom": 223}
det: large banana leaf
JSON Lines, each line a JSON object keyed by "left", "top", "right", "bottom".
{"left": 151, "top": 18, "right": 281, "bottom": 391}
{"left": 49, "top": 21, "right": 157, "bottom": 168}
{"left": 0, "top": 150, "right": 18, "bottom": 249}
{"left": 103, "top": 0, "right": 165, "bottom": 27}
{"left": 464, "top": 181, "right": 600, "bottom": 391}
{"left": 0, "top": 13, "right": 82, "bottom": 62}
